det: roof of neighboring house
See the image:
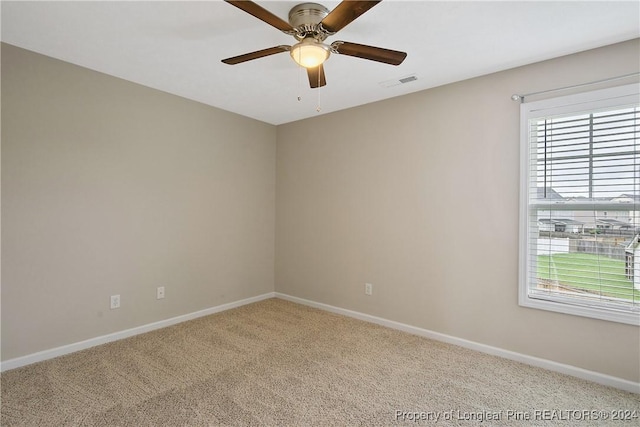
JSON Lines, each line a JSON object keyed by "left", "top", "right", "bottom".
{"left": 614, "top": 194, "right": 640, "bottom": 202}
{"left": 539, "top": 189, "right": 639, "bottom": 202}
{"left": 536, "top": 187, "right": 564, "bottom": 200}
{"left": 538, "top": 218, "right": 584, "bottom": 225}
{"left": 597, "top": 219, "right": 632, "bottom": 227}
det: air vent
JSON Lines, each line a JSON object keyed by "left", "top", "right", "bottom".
{"left": 379, "top": 74, "right": 418, "bottom": 88}
{"left": 399, "top": 76, "right": 417, "bottom": 84}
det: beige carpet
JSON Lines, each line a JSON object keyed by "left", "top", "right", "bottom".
{"left": 1, "top": 298, "right": 638, "bottom": 426}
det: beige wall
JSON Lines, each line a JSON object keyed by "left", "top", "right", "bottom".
{"left": 275, "top": 39, "right": 640, "bottom": 382}
{"left": 3, "top": 39, "right": 639, "bottom": 383}
{"left": 1, "top": 44, "right": 276, "bottom": 360}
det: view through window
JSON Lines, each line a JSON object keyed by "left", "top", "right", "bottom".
{"left": 520, "top": 84, "right": 640, "bottom": 324}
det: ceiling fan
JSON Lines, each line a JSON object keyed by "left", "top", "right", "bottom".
{"left": 221, "top": 0, "right": 407, "bottom": 88}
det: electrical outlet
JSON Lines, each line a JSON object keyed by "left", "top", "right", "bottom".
{"left": 365, "top": 283, "right": 373, "bottom": 296}
{"left": 157, "top": 286, "right": 165, "bottom": 300}
{"left": 110, "top": 294, "right": 120, "bottom": 309}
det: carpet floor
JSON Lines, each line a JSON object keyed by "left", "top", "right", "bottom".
{"left": 1, "top": 298, "right": 638, "bottom": 426}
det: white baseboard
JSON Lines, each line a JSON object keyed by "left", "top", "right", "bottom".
{"left": 275, "top": 292, "right": 640, "bottom": 394}
{"left": 0, "top": 292, "right": 276, "bottom": 372}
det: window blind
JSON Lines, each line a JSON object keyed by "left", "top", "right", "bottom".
{"left": 521, "top": 84, "right": 640, "bottom": 323}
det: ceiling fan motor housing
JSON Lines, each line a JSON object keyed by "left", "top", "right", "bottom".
{"left": 288, "top": 3, "right": 330, "bottom": 41}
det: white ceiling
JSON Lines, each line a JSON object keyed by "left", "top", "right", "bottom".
{"left": 2, "top": 1, "right": 639, "bottom": 125}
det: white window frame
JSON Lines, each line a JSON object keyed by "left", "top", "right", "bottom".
{"left": 519, "top": 83, "right": 640, "bottom": 325}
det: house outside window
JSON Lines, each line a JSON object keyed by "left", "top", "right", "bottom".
{"left": 519, "top": 84, "right": 640, "bottom": 325}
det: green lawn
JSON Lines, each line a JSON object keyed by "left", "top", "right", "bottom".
{"left": 538, "top": 252, "right": 638, "bottom": 301}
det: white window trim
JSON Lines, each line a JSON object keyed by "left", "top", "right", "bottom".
{"left": 518, "top": 83, "right": 640, "bottom": 326}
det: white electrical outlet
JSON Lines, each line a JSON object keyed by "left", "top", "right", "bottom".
{"left": 110, "top": 294, "right": 120, "bottom": 309}
{"left": 365, "top": 283, "right": 373, "bottom": 296}
{"left": 157, "top": 286, "right": 165, "bottom": 300}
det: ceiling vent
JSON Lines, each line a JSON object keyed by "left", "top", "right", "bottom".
{"left": 399, "top": 75, "right": 417, "bottom": 84}
{"left": 379, "top": 74, "right": 418, "bottom": 88}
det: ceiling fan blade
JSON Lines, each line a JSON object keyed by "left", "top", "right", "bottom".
{"left": 307, "top": 64, "right": 327, "bottom": 88}
{"left": 320, "top": 1, "right": 380, "bottom": 33}
{"left": 225, "top": 0, "right": 294, "bottom": 33}
{"left": 332, "top": 41, "right": 407, "bottom": 65}
{"left": 222, "top": 46, "right": 290, "bottom": 65}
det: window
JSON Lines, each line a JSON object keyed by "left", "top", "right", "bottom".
{"left": 519, "top": 84, "right": 640, "bottom": 325}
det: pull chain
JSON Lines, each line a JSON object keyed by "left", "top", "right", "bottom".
{"left": 316, "top": 69, "right": 322, "bottom": 112}
{"left": 295, "top": 64, "right": 323, "bottom": 112}
{"left": 297, "top": 65, "right": 303, "bottom": 102}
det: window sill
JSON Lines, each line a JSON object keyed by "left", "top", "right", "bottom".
{"left": 519, "top": 293, "right": 640, "bottom": 326}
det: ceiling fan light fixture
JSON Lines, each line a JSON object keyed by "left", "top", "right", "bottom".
{"left": 290, "top": 38, "right": 330, "bottom": 68}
